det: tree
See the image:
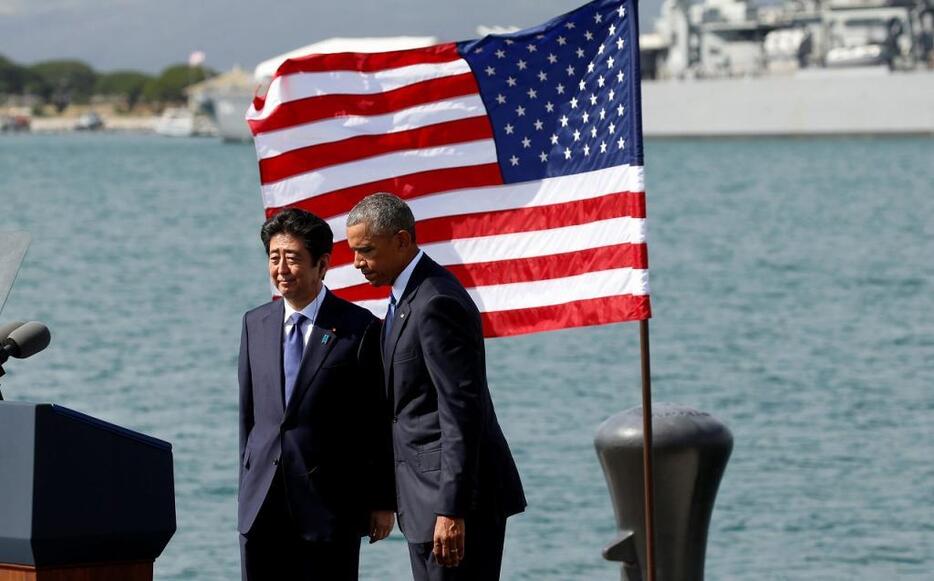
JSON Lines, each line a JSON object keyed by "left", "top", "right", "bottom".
{"left": 0, "top": 54, "right": 28, "bottom": 94}
{"left": 142, "top": 64, "right": 215, "bottom": 105}
{"left": 95, "top": 70, "right": 152, "bottom": 109}
{"left": 29, "top": 59, "right": 97, "bottom": 110}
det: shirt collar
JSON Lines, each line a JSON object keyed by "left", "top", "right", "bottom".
{"left": 391, "top": 249, "right": 424, "bottom": 303}
{"left": 283, "top": 284, "right": 327, "bottom": 326}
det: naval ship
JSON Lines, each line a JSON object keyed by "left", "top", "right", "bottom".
{"left": 203, "top": 0, "right": 934, "bottom": 140}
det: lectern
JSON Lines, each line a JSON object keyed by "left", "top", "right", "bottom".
{"left": 0, "top": 402, "right": 176, "bottom": 580}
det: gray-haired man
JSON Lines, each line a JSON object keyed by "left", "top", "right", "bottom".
{"left": 346, "top": 193, "right": 526, "bottom": 581}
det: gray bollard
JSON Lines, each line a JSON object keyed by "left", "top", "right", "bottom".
{"left": 594, "top": 403, "right": 733, "bottom": 581}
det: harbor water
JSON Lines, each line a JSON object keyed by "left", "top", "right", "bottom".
{"left": 1, "top": 134, "right": 931, "bottom": 579}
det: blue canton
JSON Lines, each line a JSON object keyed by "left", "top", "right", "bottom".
{"left": 457, "top": 0, "right": 643, "bottom": 184}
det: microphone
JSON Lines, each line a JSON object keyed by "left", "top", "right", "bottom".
{"left": 0, "top": 321, "right": 51, "bottom": 364}
{"left": 0, "top": 320, "right": 26, "bottom": 341}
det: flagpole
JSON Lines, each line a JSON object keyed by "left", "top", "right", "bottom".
{"left": 639, "top": 319, "right": 657, "bottom": 581}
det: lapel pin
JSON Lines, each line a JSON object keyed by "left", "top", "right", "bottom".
{"left": 321, "top": 334, "right": 331, "bottom": 344}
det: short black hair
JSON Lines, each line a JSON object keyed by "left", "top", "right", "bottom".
{"left": 261, "top": 208, "right": 333, "bottom": 261}
{"left": 346, "top": 193, "right": 416, "bottom": 241}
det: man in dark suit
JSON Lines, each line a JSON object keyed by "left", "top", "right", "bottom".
{"left": 238, "top": 208, "right": 395, "bottom": 580}
{"left": 345, "top": 194, "right": 526, "bottom": 581}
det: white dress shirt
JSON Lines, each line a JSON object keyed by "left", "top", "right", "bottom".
{"left": 283, "top": 284, "right": 327, "bottom": 348}
{"left": 391, "top": 250, "right": 425, "bottom": 304}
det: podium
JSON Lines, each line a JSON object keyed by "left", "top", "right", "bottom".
{"left": 0, "top": 402, "right": 176, "bottom": 580}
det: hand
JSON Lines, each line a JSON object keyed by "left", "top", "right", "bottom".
{"left": 369, "top": 510, "right": 395, "bottom": 543}
{"left": 432, "top": 515, "right": 465, "bottom": 567}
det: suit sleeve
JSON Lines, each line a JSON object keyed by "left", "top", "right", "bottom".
{"left": 358, "top": 317, "right": 397, "bottom": 511}
{"left": 238, "top": 313, "right": 254, "bottom": 484}
{"left": 420, "top": 293, "right": 484, "bottom": 517}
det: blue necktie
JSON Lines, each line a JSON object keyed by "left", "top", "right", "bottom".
{"left": 383, "top": 295, "right": 397, "bottom": 343}
{"left": 283, "top": 312, "right": 306, "bottom": 405}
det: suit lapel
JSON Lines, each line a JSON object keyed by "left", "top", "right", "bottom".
{"left": 382, "top": 255, "right": 432, "bottom": 396}
{"left": 284, "top": 291, "right": 339, "bottom": 419}
{"left": 260, "top": 301, "right": 287, "bottom": 413}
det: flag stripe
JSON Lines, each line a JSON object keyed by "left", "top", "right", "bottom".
{"left": 325, "top": 216, "right": 646, "bottom": 289}
{"left": 332, "top": 242, "right": 649, "bottom": 302}
{"left": 480, "top": 295, "right": 652, "bottom": 338}
{"left": 352, "top": 267, "right": 649, "bottom": 317}
{"left": 274, "top": 43, "right": 463, "bottom": 76}
{"left": 249, "top": 73, "right": 480, "bottom": 135}
{"left": 260, "top": 117, "right": 493, "bottom": 185}
{"left": 329, "top": 192, "right": 645, "bottom": 266}
{"left": 249, "top": 59, "right": 473, "bottom": 121}
{"left": 260, "top": 141, "right": 499, "bottom": 209}
{"left": 268, "top": 163, "right": 504, "bottom": 219}
{"left": 255, "top": 95, "right": 487, "bottom": 159}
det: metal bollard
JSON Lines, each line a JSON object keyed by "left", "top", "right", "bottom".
{"left": 594, "top": 403, "right": 733, "bottom": 581}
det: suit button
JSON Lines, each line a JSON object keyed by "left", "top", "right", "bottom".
{"left": 273, "top": 457, "right": 280, "bottom": 466}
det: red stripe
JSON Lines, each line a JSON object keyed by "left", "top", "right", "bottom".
{"left": 328, "top": 192, "right": 646, "bottom": 267}
{"left": 481, "top": 295, "right": 651, "bottom": 338}
{"left": 266, "top": 163, "right": 504, "bottom": 219}
{"left": 275, "top": 43, "right": 461, "bottom": 76}
{"left": 331, "top": 243, "right": 649, "bottom": 302}
{"left": 259, "top": 117, "right": 493, "bottom": 185}
{"left": 250, "top": 73, "right": 480, "bottom": 135}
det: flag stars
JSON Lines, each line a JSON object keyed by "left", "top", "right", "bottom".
{"left": 566, "top": 65, "right": 575, "bottom": 76}
{"left": 597, "top": 75, "right": 605, "bottom": 87}
{"left": 559, "top": 115, "right": 569, "bottom": 127}
{"left": 570, "top": 96, "right": 579, "bottom": 108}
{"left": 517, "top": 59, "right": 527, "bottom": 71}
{"left": 599, "top": 107, "right": 606, "bottom": 120}
{"left": 616, "top": 37, "right": 625, "bottom": 50}
{"left": 516, "top": 105, "right": 526, "bottom": 116}
{"left": 485, "top": 66, "right": 496, "bottom": 76}
{"left": 521, "top": 136, "right": 531, "bottom": 148}
{"left": 598, "top": 44, "right": 605, "bottom": 55}
{"left": 576, "top": 47, "right": 585, "bottom": 58}
{"left": 565, "top": 21, "right": 575, "bottom": 29}
{"left": 607, "top": 56, "right": 615, "bottom": 68}
{"left": 510, "top": 155, "right": 520, "bottom": 166}
{"left": 547, "top": 53, "right": 558, "bottom": 64}
{"left": 609, "top": 122, "right": 616, "bottom": 133}
{"left": 584, "top": 31, "right": 594, "bottom": 41}
{"left": 495, "top": 49, "right": 506, "bottom": 59}
{"left": 618, "top": 138, "right": 626, "bottom": 149}
{"left": 534, "top": 119, "right": 544, "bottom": 130}
{"left": 496, "top": 93, "right": 506, "bottom": 105}
{"left": 557, "top": 36, "right": 567, "bottom": 46}
{"left": 550, "top": 133, "right": 559, "bottom": 144}
{"left": 589, "top": 93, "right": 598, "bottom": 105}
{"left": 545, "top": 101, "right": 555, "bottom": 112}
{"left": 587, "top": 62, "right": 595, "bottom": 73}
{"left": 556, "top": 83, "right": 565, "bottom": 95}
{"left": 539, "top": 151, "right": 548, "bottom": 162}
{"left": 594, "top": 12, "right": 603, "bottom": 23}
{"left": 617, "top": 70, "right": 625, "bottom": 83}
{"left": 507, "top": 76, "right": 517, "bottom": 87}
{"left": 583, "top": 144, "right": 591, "bottom": 156}
{"left": 564, "top": 147, "right": 572, "bottom": 159}
{"left": 617, "top": 104, "right": 625, "bottom": 116}
{"left": 600, "top": 141, "right": 607, "bottom": 153}
{"left": 618, "top": 6, "right": 626, "bottom": 18}
{"left": 609, "top": 24, "right": 616, "bottom": 35}
{"left": 572, "top": 129, "right": 581, "bottom": 141}
{"left": 579, "top": 79, "right": 587, "bottom": 91}
{"left": 504, "top": 39, "right": 515, "bottom": 45}
{"left": 527, "top": 44, "right": 537, "bottom": 53}
{"left": 527, "top": 88, "right": 538, "bottom": 99}
{"left": 505, "top": 123, "right": 515, "bottom": 134}
{"left": 582, "top": 111, "right": 590, "bottom": 123}
{"left": 538, "top": 71, "right": 548, "bottom": 82}
{"left": 590, "top": 126, "right": 598, "bottom": 138}
{"left": 609, "top": 88, "right": 616, "bottom": 100}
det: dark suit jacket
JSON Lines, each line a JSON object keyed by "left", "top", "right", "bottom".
{"left": 384, "top": 255, "right": 526, "bottom": 543}
{"left": 238, "top": 290, "right": 394, "bottom": 541}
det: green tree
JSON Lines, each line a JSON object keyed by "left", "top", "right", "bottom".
{"left": 142, "top": 64, "right": 215, "bottom": 104}
{"left": 0, "top": 54, "right": 28, "bottom": 94}
{"left": 95, "top": 70, "right": 152, "bottom": 109}
{"left": 29, "top": 59, "right": 98, "bottom": 110}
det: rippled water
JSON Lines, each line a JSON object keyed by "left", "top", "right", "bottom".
{"left": 1, "top": 134, "right": 931, "bottom": 579}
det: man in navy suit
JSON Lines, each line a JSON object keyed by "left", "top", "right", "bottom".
{"left": 238, "top": 209, "right": 395, "bottom": 580}
{"left": 346, "top": 194, "right": 526, "bottom": 581}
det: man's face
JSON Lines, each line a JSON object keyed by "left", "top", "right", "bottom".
{"left": 346, "top": 222, "right": 410, "bottom": 287}
{"left": 268, "top": 233, "right": 327, "bottom": 306}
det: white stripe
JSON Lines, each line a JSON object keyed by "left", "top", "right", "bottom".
{"left": 261, "top": 140, "right": 498, "bottom": 209}
{"left": 326, "top": 216, "right": 646, "bottom": 289}
{"left": 354, "top": 268, "right": 650, "bottom": 317}
{"left": 247, "top": 60, "right": 472, "bottom": 121}
{"left": 254, "top": 96, "right": 487, "bottom": 159}
{"left": 325, "top": 164, "right": 645, "bottom": 240}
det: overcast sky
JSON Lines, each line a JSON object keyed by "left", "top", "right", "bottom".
{"left": 0, "top": 0, "right": 664, "bottom": 73}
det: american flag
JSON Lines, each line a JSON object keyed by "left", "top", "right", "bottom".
{"left": 247, "top": 0, "right": 649, "bottom": 338}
